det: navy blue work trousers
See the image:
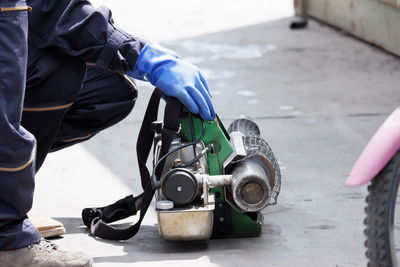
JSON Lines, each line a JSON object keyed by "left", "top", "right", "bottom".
{"left": 0, "top": 1, "right": 137, "bottom": 250}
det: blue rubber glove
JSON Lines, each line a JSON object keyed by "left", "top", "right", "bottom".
{"left": 127, "top": 42, "right": 216, "bottom": 121}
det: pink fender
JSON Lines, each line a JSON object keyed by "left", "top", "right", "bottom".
{"left": 346, "top": 107, "right": 400, "bottom": 187}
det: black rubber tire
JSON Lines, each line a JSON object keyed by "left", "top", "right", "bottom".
{"left": 365, "top": 150, "right": 400, "bottom": 267}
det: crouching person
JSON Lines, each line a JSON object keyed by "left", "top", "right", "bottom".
{"left": 0, "top": 0, "right": 215, "bottom": 266}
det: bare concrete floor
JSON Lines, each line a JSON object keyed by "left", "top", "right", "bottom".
{"left": 33, "top": 2, "right": 400, "bottom": 266}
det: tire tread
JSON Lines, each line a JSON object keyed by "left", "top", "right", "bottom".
{"left": 365, "top": 151, "right": 400, "bottom": 267}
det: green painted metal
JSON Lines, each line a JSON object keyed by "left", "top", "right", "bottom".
{"left": 179, "top": 114, "right": 232, "bottom": 175}
{"left": 179, "top": 113, "right": 262, "bottom": 238}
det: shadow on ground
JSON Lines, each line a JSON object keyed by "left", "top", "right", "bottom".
{"left": 54, "top": 217, "right": 283, "bottom": 265}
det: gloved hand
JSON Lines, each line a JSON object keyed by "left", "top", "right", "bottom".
{"left": 127, "top": 42, "right": 216, "bottom": 121}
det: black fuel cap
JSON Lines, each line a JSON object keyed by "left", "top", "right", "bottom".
{"left": 161, "top": 169, "right": 198, "bottom": 206}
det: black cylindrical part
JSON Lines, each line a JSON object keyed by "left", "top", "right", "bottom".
{"left": 161, "top": 169, "right": 199, "bottom": 206}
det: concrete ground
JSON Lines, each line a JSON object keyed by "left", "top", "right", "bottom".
{"left": 33, "top": 1, "right": 400, "bottom": 266}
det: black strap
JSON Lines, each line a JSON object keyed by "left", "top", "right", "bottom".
{"left": 155, "top": 96, "right": 182, "bottom": 178}
{"left": 82, "top": 194, "right": 140, "bottom": 229}
{"left": 137, "top": 89, "right": 163, "bottom": 190}
{"left": 82, "top": 89, "right": 182, "bottom": 240}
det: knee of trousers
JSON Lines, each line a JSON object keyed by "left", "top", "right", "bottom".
{"left": 50, "top": 72, "right": 138, "bottom": 151}
{"left": 68, "top": 71, "right": 138, "bottom": 131}
{"left": 24, "top": 56, "right": 86, "bottom": 112}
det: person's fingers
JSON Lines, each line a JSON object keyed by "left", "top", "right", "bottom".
{"left": 209, "top": 102, "right": 216, "bottom": 120}
{"left": 199, "top": 72, "right": 212, "bottom": 96}
{"left": 177, "top": 89, "right": 199, "bottom": 114}
{"left": 189, "top": 86, "right": 212, "bottom": 121}
{"left": 195, "top": 79, "right": 216, "bottom": 120}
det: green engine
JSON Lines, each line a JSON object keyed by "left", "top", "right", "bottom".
{"left": 154, "top": 112, "right": 281, "bottom": 240}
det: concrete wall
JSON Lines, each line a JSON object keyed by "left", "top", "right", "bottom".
{"left": 295, "top": 0, "right": 400, "bottom": 56}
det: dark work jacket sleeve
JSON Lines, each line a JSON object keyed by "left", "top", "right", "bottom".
{"left": 27, "top": 0, "right": 146, "bottom": 72}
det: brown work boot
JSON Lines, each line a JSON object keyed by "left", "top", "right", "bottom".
{"left": 0, "top": 238, "right": 93, "bottom": 267}
{"left": 28, "top": 209, "right": 66, "bottom": 238}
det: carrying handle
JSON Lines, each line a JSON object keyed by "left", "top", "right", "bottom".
{"left": 82, "top": 88, "right": 183, "bottom": 240}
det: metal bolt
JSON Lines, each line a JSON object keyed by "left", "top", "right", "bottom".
{"left": 218, "top": 204, "right": 224, "bottom": 209}
{"left": 209, "top": 143, "right": 215, "bottom": 154}
{"left": 219, "top": 217, "right": 224, "bottom": 222}
{"left": 177, "top": 186, "right": 182, "bottom": 192}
